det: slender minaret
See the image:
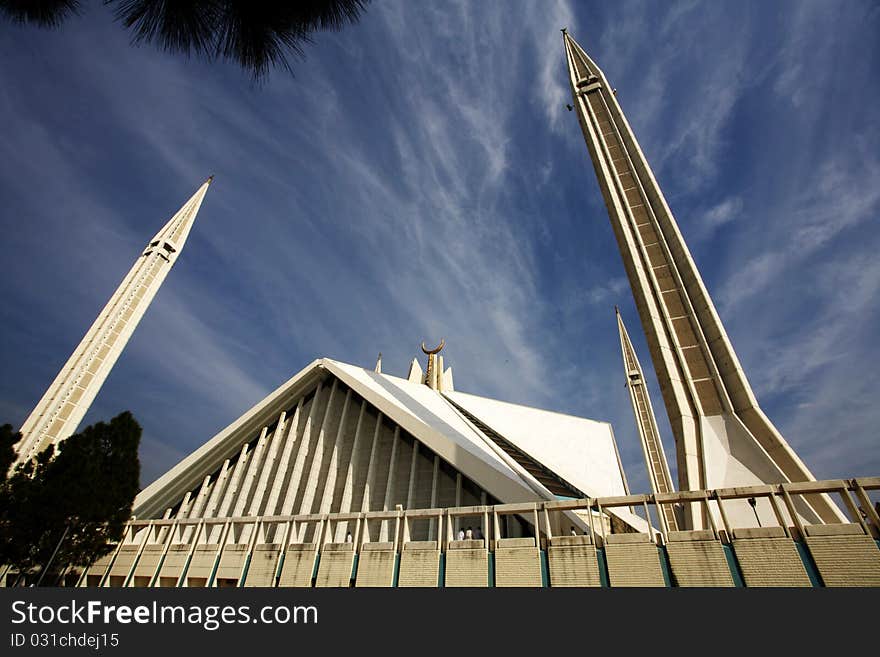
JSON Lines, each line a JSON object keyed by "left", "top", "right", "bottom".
{"left": 14, "top": 178, "right": 213, "bottom": 466}
{"left": 617, "top": 307, "right": 678, "bottom": 532}
{"left": 562, "top": 31, "right": 844, "bottom": 527}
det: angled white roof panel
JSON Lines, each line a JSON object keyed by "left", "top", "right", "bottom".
{"left": 324, "top": 360, "right": 547, "bottom": 500}
{"left": 446, "top": 390, "right": 628, "bottom": 499}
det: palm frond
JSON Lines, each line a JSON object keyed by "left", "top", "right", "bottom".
{"left": 109, "top": 0, "right": 370, "bottom": 80}
{"left": 0, "top": 0, "right": 81, "bottom": 27}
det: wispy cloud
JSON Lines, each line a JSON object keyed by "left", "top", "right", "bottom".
{"left": 1, "top": 0, "right": 877, "bottom": 491}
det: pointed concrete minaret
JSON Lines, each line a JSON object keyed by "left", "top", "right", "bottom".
{"left": 14, "top": 177, "right": 213, "bottom": 466}
{"left": 617, "top": 307, "right": 678, "bottom": 532}
{"left": 562, "top": 31, "right": 844, "bottom": 527}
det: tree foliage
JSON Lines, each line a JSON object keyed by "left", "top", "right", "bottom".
{"left": 0, "top": 0, "right": 80, "bottom": 27}
{"left": 0, "top": 0, "right": 370, "bottom": 80}
{"left": 0, "top": 424, "right": 17, "bottom": 476}
{"left": 0, "top": 412, "right": 141, "bottom": 583}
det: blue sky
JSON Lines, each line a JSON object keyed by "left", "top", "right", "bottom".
{"left": 1, "top": 0, "right": 878, "bottom": 494}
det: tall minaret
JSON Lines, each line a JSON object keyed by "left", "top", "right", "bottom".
{"left": 562, "top": 31, "right": 844, "bottom": 527}
{"left": 14, "top": 178, "right": 213, "bottom": 466}
{"left": 617, "top": 307, "right": 678, "bottom": 532}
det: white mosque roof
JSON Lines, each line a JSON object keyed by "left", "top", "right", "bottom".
{"left": 136, "top": 357, "right": 647, "bottom": 531}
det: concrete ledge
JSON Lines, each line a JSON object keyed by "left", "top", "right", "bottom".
{"left": 496, "top": 537, "right": 536, "bottom": 548}
{"left": 804, "top": 523, "right": 864, "bottom": 537}
{"left": 667, "top": 530, "right": 716, "bottom": 542}
{"left": 605, "top": 533, "right": 652, "bottom": 545}
{"left": 403, "top": 541, "right": 438, "bottom": 551}
{"left": 254, "top": 543, "right": 281, "bottom": 551}
{"left": 549, "top": 535, "right": 593, "bottom": 547}
{"left": 321, "top": 542, "right": 355, "bottom": 552}
{"left": 547, "top": 545, "right": 601, "bottom": 587}
{"left": 445, "top": 548, "right": 489, "bottom": 587}
{"left": 495, "top": 546, "right": 541, "bottom": 587}
{"left": 605, "top": 542, "right": 665, "bottom": 587}
{"left": 315, "top": 551, "right": 354, "bottom": 587}
{"left": 732, "top": 527, "right": 786, "bottom": 540}
{"left": 732, "top": 538, "right": 811, "bottom": 587}
{"left": 805, "top": 534, "right": 880, "bottom": 587}
{"left": 277, "top": 548, "right": 317, "bottom": 587}
{"left": 244, "top": 547, "right": 280, "bottom": 588}
{"left": 361, "top": 542, "right": 395, "bottom": 552}
{"left": 666, "top": 541, "right": 734, "bottom": 587}
{"left": 354, "top": 549, "right": 395, "bottom": 587}
{"left": 286, "top": 543, "right": 318, "bottom": 552}
{"left": 222, "top": 543, "right": 248, "bottom": 552}
{"left": 448, "top": 539, "right": 484, "bottom": 550}
{"left": 398, "top": 550, "right": 440, "bottom": 587}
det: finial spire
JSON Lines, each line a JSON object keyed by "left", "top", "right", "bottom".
{"left": 420, "top": 339, "right": 446, "bottom": 391}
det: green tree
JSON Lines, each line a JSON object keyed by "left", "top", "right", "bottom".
{"left": 0, "top": 424, "right": 18, "bottom": 476}
{"left": 0, "top": 0, "right": 370, "bottom": 80}
{"left": 0, "top": 412, "right": 141, "bottom": 585}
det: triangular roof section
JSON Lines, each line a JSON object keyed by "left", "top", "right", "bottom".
{"left": 446, "top": 390, "right": 630, "bottom": 500}
{"left": 135, "top": 358, "right": 646, "bottom": 531}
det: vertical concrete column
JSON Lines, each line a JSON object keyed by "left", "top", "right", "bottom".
{"left": 406, "top": 440, "right": 420, "bottom": 509}
{"left": 182, "top": 475, "right": 213, "bottom": 536}
{"left": 167, "top": 493, "right": 190, "bottom": 544}
{"left": 210, "top": 444, "right": 251, "bottom": 542}
{"left": 248, "top": 412, "right": 287, "bottom": 513}
{"left": 337, "top": 401, "right": 367, "bottom": 540}
{"left": 232, "top": 427, "right": 270, "bottom": 520}
{"left": 360, "top": 412, "right": 383, "bottom": 512}
{"left": 280, "top": 394, "right": 320, "bottom": 518}
{"left": 265, "top": 401, "right": 302, "bottom": 520}
{"left": 297, "top": 381, "right": 339, "bottom": 516}
{"left": 427, "top": 455, "right": 440, "bottom": 540}
{"left": 379, "top": 427, "right": 400, "bottom": 541}
{"left": 317, "top": 390, "right": 352, "bottom": 516}
{"left": 454, "top": 473, "right": 462, "bottom": 535}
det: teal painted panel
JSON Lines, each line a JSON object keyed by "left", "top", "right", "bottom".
{"left": 539, "top": 550, "right": 549, "bottom": 587}
{"left": 311, "top": 552, "right": 321, "bottom": 587}
{"left": 350, "top": 554, "right": 359, "bottom": 585}
{"left": 596, "top": 547, "right": 609, "bottom": 588}
{"left": 206, "top": 556, "right": 220, "bottom": 587}
{"left": 238, "top": 553, "right": 252, "bottom": 587}
{"left": 150, "top": 554, "right": 167, "bottom": 587}
{"left": 794, "top": 541, "right": 823, "bottom": 587}
{"left": 721, "top": 544, "right": 744, "bottom": 587}
{"left": 657, "top": 546, "right": 672, "bottom": 587}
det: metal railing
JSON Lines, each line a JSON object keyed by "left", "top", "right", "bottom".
{"left": 2, "top": 477, "right": 877, "bottom": 588}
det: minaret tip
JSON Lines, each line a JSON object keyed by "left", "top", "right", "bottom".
{"left": 420, "top": 339, "right": 446, "bottom": 391}
{"left": 206, "top": 174, "right": 215, "bottom": 184}
{"left": 560, "top": 27, "right": 567, "bottom": 34}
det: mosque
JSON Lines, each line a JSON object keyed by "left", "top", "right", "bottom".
{"left": 4, "top": 32, "right": 879, "bottom": 588}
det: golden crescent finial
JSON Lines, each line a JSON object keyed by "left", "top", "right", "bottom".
{"left": 421, "top": 339, "right": 445, "bottom": 355}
